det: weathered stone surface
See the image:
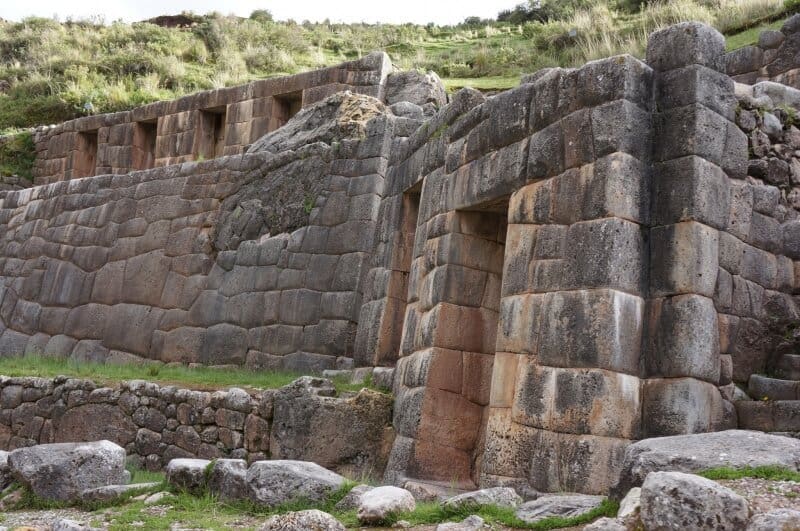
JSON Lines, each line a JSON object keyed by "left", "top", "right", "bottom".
{"left": 208, "top": 458, "right": 248, "bottom": 501}
{"left": 385, "top": 71, "right": 447, "bottom": 107}
{"left": 334, "top": 484, "right": 374, "bottom": 510}
{"left": 165, "top": 458, "right": 211, "bottom": 493}
{"left": 8, "top": 440, "right": 127, "bottom": 502}
{"left": 270, "top": 379, "right": 393, "bottom": 476}
{"left": 640, "top": 471, "right": 749, "bottom": 530}
{"left": 436, "top": 515, "right": 486, "bottom": 531}
{"left": 516, "top": 494, "right": 605, "bottom": 524}
{"left": 357, "top": 485, "right": 416, "bottom": 524}
{"left": 746, "top": 508, "right": 800, "bottom": 531}
{"left": 80, "top": 482, "right": 160, "bottom": 503}
{"left": 258, "top": 509, "right": 345, "bottom": 531}
{"left": 613, "top": 430, "right": 800, "bottom": 496}
{"left": 442, "top": 487, "right": 522, "bottom": 510}
{"left": 247, "top": 460, "right": 346, "bottom": 507}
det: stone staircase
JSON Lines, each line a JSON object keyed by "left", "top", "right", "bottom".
{"left": 736, "top": 353, "right": 800, "bottom": 432}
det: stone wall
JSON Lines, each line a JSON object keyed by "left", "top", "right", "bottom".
{"left": 726, "top": 14, "right": 800, "bottom": 88}
{"left": 0, "top": 91, "right": 426, "bottom": 373}
{"left": 0, "top": 375, "right": 393, "bottom": 477}
{"left": 30, "top": 53, "right": 392, "bottom": 185}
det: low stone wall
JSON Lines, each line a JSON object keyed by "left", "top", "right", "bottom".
{"left": 0, "top": 375, "right": 394, "bottom": 478}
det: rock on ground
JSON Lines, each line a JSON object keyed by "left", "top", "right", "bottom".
{"left": 613, "top": 430, "right": 800, "bottom": 496}
{"left": 442, "top": 487, "right": 522, "bottom": 510}
{"left": 208, "top": 458, "right": 248, "bottom": 501}
{"left": 0, "top": 450, "right": 10, "bottom": 490}
{"left": 582, "top": 517, "right": 626, "bottom": 530}
{"left": 747, "top": 508, "right": 800, "bottom": 530}
{"left": 516, "top": 494, "right": 605, "bottom": 524}
{"left": 258, "top": 509, "right": 345, "bottom": 531}
{"left": 80, "top": 482, "right": 160, "bottom": 503}
{"left": 166, "top": 458, "right": 211, "bottom": 493}
{"left": 334, "top": 484, "right": 374, "bottom": 510}
{"left": 640, "top": 471, "right": 749, "bottom": 530}
{"left": 436, "top": 515, "right": 486, "bottom": 530}
{"left": 357, "top": 485, "right": 416, "bottom": 524}
{"left": 247, "top": 460, "right": 346, "bottom": 507}
{"left": 52, "top": 518, "right": 100, "bottom": 531}
{"left": 8, "top": 440, "right": 127, "bottom": 502}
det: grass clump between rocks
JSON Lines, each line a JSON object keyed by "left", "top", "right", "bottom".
{"left": 698, "top": 465, "right": 800, "bottom": 482}
{"left": 0, "top": 354, "right": 375, "bottom": 394}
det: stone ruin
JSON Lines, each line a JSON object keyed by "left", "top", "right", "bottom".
{"left": 0, "top": 18, "right": 799, "bottom": 498}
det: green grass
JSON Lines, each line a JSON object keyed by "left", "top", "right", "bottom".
{"left": 0, "top": 354, "right": 373, "bottom": 394}
{"left": 443, "top": 76, "right": 520, "bottom": 92}
{"left": 726, "top": 18, "right": 785, "bottom": 50}
{"left": 0, "top": 130, "right": 35, "bottom": 180}
{"left": 698, "top": 465, "right": 800, "bottom": 482}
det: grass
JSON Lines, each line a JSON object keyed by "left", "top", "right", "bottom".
{"left": 0, "top": 129, "right": 35, "bottom": 180}
{"left": 726, "top": 18, "right": 785, "bottom": 50}
{"left": 0, "top": 354, "right": 374, "bottom": 394}
{"left": 698, "top": 465, "right": 800, "bottom": 482}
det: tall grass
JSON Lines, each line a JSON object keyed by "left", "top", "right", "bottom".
{"left": 0, "top": 1, "right": 793, "bottom": 131}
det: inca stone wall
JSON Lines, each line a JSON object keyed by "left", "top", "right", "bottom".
{"left": 726, "top": 16, "right": 800, "bottom": 88}
{"left": 0, "top": 375, "right": 393, "bottom": 476}
{"left": 30, "top": 53, "right": 392, "bottom": 185}
{"left": 0, "top": 20, "right": 799, "bottom": 498}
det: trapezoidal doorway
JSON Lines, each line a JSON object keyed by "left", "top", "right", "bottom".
{"left": 410, "top": 201, "right": 508, "bottom": 487}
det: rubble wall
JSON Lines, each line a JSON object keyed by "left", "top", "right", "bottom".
{"left": 0, "top": 375, "right": 393, "bottom": 476}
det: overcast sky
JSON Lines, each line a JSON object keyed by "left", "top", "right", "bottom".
{"left": 1, "top": 1, "right": 521, "bottom": 26}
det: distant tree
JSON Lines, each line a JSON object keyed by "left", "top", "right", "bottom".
{"left": 249, "top": 9, "right": 273, "bottom": 23}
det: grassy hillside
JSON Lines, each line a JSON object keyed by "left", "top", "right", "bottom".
{"left": 0, "top": 0, "right": 795, "bottom": 134}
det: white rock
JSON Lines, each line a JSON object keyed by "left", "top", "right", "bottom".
{"left": 8, "top": 440, "right": 127, "bottom": 502}
{"left": 437, "top": 514, "right": 486, "bottom": 530}
{"left": 259, "top": 509, "right": 344, "bottom": 530}
{"left": 442, "top": 487, "right": 522, "bottom": 510}
{"left": 747, "top": 508, "right": 800, "bottom": 530}
{"left": 144, "top": 491, "right": 174, "bottom": 505}
{"left": 334, "top": 484, "right": 373, "bottom": 510}
{"left": 617, "top": 486, "right": 641, "bottom": 525}
{"left": 357, "top": 485, "right": 416, "bottom": 524}
{"left": 208, "top": 458, "right": 248, "bottom": 501}
{"left": 516, "top": 494, "right": 605, "bottom": 524}
{"left": 165, "top": 458, "right": 211, "bottom": 493}
{"left": 640, "top": 471, "right": 749, "bottom": 530}
{"left": 52, "top": 519, "right": 100, "bottom": 531}
{"left": 247, "top": 460, "right": 346, "bottom": 507}
{"left": 582, "top": 517, "right": 626, "bottom": 530}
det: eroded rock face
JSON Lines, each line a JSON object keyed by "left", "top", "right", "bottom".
{"left": 515, "top": 494, "right": 605, "bottom": 524}
{"left": 385, "top": 71, "right": 447, "bottom": 107}
{"left": 258, "top": 509, "right": 345, "bottom": 531}
{"left": 612, "top": 430, "right": 800, "bottom": 497}
{"left": 165, "top": 458, "right": 211, "bottom": 493}
{"left": 270, "top": 378, "right": 394, "bottom": 477}
{"left": 747, "top": 508, "right": 800, "bottom": 530}
{"left": 639, "top": 471, "right": 749, "bottom": 530}
{"left": 0, "top": 450, "right": 11, "bottom": 490}
{"left": 208, "top": 458, "right": 248, "bottom": 501}
{"left": 442, "top": 487, "right": 522, "bottom": 510}
{"left": 8, "top": 440, "right": 127, "bottom": 502}
{"left": 247, "top": 460, "right": 346, "bottom": 507}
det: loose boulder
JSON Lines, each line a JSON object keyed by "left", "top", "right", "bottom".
{"left": 259, "top": 509, "right": 345, "bottom": 531}
{"left": 80, "top": 482, "right": 160, "bottom": 503}
{"left": 247, "top": 460, "right": 346, "bottom": 507}
{"left": 8, "top": 440, "right": 127, "bottom": 502}
{"left": 639, "top": 471, "right": 749, "bottom": 530}
{"left": 436, "top": 515, "right": 486, "bottom": 530}
{"left": 385, "top": 71, "right": 447, "bottom": 107}
{"left": 583, "top": 518, "right": 626, "bottom": 530}
{"left": 747, "top": 508, "right": 800, "bottom": 530}
{"left": 357, "top": 485, "right": 416, "bottom": 524}
{"left": 442, "top": 487, "right": 522, "bottom": 510}
{"left": 165, "top": 458, "right": 211, "bottom": 493}
{"left": 516, "top": 494, "right": 605, "bottom": 524}
{"left": 208, "top": 458, "right": 248, "bottom": 501}
{"left": 334, "top": 484, "right": 374, "bottom": 510}
{"left": 613, "top": 430, "right": 800, "bottom": 496}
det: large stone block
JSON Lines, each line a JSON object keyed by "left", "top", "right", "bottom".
{"left": 103, "top": 304, "right": 164, "bottom": 356}
{"left": 123, "top": 251, "right": 171, "bottom": 307}
{"left": 642, "top": 378, "right": 726, "bottom": 436}
{"left": 512, "top": 363, "right": 641, "bottom": 439}
{"left": 651, "top": 156, "right": 730, "bottom": 229}
{"left": 650, "top": 221, "right": 719, "bottom": 297}
{"left": 646, "top": 22, "right": 726, "bottom": 72}
{"left": 647, "top": 294, "right": 720, "bottom": 383}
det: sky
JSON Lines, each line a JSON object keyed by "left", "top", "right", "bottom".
{"left": 1, "top": 1, "right": 522, "bottom": 26}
